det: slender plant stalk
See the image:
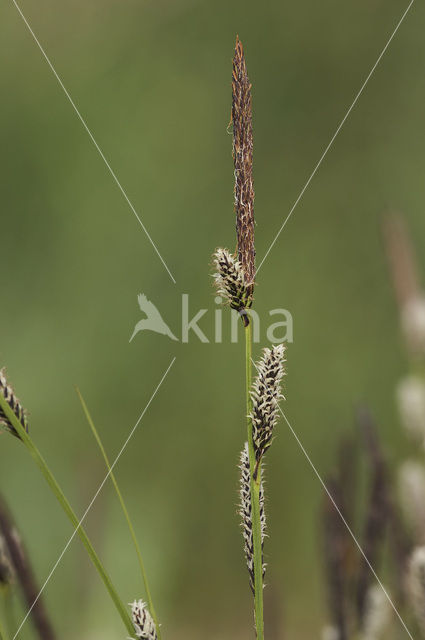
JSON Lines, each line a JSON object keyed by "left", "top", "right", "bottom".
{"left": 0, "top": 611, "right": 8, "bottom": 640}
{"left": 75, "top": 387, "right": 161, "bottom": 639}
{"left": 2, "top": 589, "right": 14, "bottom": 639}
{"left": 245, "top": 322, "right": 265, "bottom": 639}
{"left": 0, "top": 394, "right": 133, "bottom": 635}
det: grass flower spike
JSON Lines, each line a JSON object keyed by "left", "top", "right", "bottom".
{"left": 213, "top": 248, "right": 252, "bottom": 321}
{"left": 398, "top": 460, "right": 425, "bottom": 543}
{"left": 232, "top": 36, "right": 255, "bottom": 292}
{"left": 131, "top": 600, "right": 158, "bottom": 640}
{"left": 361, "top": 585, "right": 391, "bottom": 640}
{"left": 0, "top": 369, "right": 28, "bottom": 438}
{"left": 407, "top": 547, "right": 425, "bottom": 635}
{"left": 212, "top": 37, "right": 285, "bottom": 639}
{"left": 250, "top": 344, "right": 286, "bottom": 463}
{"left": 239, "top": 442, "right": 266, "bottom": 593}
{"left": 396, "top": 375, "right": 425, "bottom": 442}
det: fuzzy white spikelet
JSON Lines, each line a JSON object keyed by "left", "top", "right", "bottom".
{"left": 321, "top": 626, "right": 339, "bottom": 640}
{"left": 398, "top": 460, "right": 425, "bottom": 543}
{"left": 131, "top": 600, "right": 158, "bottom": 640}
{"left": 0, "top": 368, "right": 28, "bottom": 438}
{"left": 397, "top": 376, "right": 425, "bottom": 442}
{"left": 213, "top": 248, "right": 252, "bottom": 313}
{"left": 239, "top": 442, "right": 266, "bottom": 594}
{"left": 250, "top": 344, "right": 286, "bottom": 461}
{"left": 361, "top": 585, "right": 391, "bottom": 640}
{"left": 402, "top": 295, "right": 425, "bottom": 355}
{"left": 407, "top": 547, "right": 425, "bottom": 635}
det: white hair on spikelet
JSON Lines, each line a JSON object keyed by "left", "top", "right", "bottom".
{"left": 250, "top": 344, "right": 286, "bottom": 462}
{"left": 131, "top": 600, "right": 158, "bottom": 640}
{"left": 360, "top": 585, "right": 391, "bottom": 640}
{"left": 407, "top": 547, "right": 425, "bottom": 635}
{"left": 396, "top": 376, "right": 425, "bottom": 443}
{"left": 398, "top": 460, "right": 425, "bottom": 543}
{"left": 213, "top": 248, "right": 252, "bottom": 315}
{"left": 321, "top": 625, "right": 339, "bottom": 640}
{"left": 239, "top": 442, "right": 266, "bottom": 594}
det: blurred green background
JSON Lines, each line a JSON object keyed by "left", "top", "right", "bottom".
{"left": 1, "top": 0, "right": 424, "bottom": 638}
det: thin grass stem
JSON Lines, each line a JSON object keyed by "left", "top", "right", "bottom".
{"left": 0, "top": 394, "right": 133, "bottom": 635}
{"left": 75, "top": 387, "right": 161, "bottom": 639}
{"left": 0, "top": 611, "right": 8, "bottom": 640}
{"left": 245, "top": 321, "right": 265, "bottom": 639}
{"left": 2, "top": 589, "right": 14, "bottom": 639}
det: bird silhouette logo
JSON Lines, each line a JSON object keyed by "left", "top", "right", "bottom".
{"left": 129, "top": 294, "right": 179, "bottom": 342}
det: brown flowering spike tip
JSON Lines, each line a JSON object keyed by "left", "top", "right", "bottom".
{"left": 0, "top": 369, "right": 28, "bottom": 439}
{"left": 232, "top": 36, "right": 255, "bottom": 294}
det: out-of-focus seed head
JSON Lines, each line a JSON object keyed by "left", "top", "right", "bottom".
{"left": 321, "top": 626, "right": 340, "bottom": 640}
{"left": 398, "top": 460, "right": 425, "bottom": 544}
{"left": 401, "top": 295, "right": 425, "bottom": 357}
{"left": 361, "top": 585, "right": 392, "bottom": 640}
{"left": 407, "top": 546, "right": 425, "bottom": 635}
{"left": 396, "top": 376, "right": 425, "bottom": 443}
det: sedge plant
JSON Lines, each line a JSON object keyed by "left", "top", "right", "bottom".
{"left": 213, "top": 36, "right": 286, "bottom": 639}
{"left": 0, "top": 35, "right": 287, "bottom": 640}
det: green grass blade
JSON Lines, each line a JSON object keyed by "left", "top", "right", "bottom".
{"left": 75, "top": 387, "right": 161, "bottom": 639}
{"left": 0, "top": 394, "right": 133, "bottom": 635}
{"left": 0, "top": 613, "right": 8, "bottom": 640}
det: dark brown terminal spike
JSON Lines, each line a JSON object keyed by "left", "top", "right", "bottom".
{"left": 232, "top": 36, "right": 255, "bottom": 293}
{"left": 322, "top": 477, "right": 349, "bottom": 640}
{"left": 356, "top": 407, "right": 391, "bottom": 627}
{"left": 0, "top": 495, "right": 56, "bottom": 640}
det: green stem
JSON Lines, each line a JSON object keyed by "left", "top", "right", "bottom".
{"left": 0, "top": 395, "right": 133, "bottom": 635}
{"left": 2, "top": 588, "right": 14, "bottom": 638}
{"left": 245, "top": 321, "right": 265, "bottom": 640}
{"left": 0, "top": 606, "right": 8, "bottom": 640}
{"left": 75, "top": 387, "right": 161, "bottom": 639}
